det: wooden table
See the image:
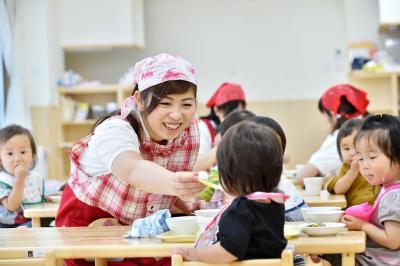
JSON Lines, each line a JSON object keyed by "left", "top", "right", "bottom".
{"left": 290, "top": 231, "right": 365, "bottom": 266}
{"left": 300, "top": 190, "right": 347, "bottom": 208}
{"left": 23, "top": 202, "right": 59, "bottom": 227}
{"left": 0, "top": 226, "right": 365, "bottom": 266}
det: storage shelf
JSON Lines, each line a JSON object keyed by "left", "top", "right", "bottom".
{"left": 349, "top": 70, "right": 400, "bottom": 79}
{"left": 61, "top": 120, "right": 96, "bottom": 126}
{"left": 59, "top": 85, "right": 132, "bottom": 94}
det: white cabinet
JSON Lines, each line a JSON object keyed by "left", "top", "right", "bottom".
{"left": 59, "top": 0, "right": 144, "bottom": 50}
{"left": 379, "top": 0, "right": 400, "bottom": 23}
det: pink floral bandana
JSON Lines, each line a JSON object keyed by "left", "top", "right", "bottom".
{"left": 132, "top": 53, "right": 197, "bottom": 92}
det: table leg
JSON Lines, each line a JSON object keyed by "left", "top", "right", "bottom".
{"left": 341, "top": 253, "right": 355, "bottom": 266}
{"left": 31, "top": 217, "right": 41, "bottom": 228}
{"left": 45, "top": 250, "right": 56, "bottom": 266}
{"left": 94, "top": 258, "right": 107, "bottom": 266}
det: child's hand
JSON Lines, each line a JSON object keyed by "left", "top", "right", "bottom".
{"left": 14, "top": 164, "right": 28, "bottom": 180}
{"left": 341, "top": 214, "right": 365, "bottom": 230}
{"left": 349, "top": 159, "right": 360, "bottom": 172}
{"left": 172, "top": 247, "right": 200, "bottom": 261}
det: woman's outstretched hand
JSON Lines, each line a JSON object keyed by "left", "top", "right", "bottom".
{"left": 172, "top": 172, "right": 205, "bottom": 202}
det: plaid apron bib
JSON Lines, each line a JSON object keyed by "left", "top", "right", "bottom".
{"left": 67, "top": 113, "right": 199, "bottom": 225}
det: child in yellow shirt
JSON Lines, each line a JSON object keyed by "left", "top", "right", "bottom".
{"left": 327, "top": 118, "right": 381, "bottom": 206}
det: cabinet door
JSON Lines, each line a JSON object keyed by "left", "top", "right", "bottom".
{"left": 379, "top": 0, "right": 400, "bottom": 23}
{"left": 59, "top": 0, "right": 144, "bottom": 49}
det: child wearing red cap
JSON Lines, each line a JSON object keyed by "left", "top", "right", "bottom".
{"left": 196, "top": 83, "right": 246, "bottom": 171}
{"left": 296, "top": 84, "right": 369, "bottom": 184}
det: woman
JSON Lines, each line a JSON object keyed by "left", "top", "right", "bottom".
{"left": 56, "top": 54, "right": 204, "bottom": 266}
{"left": 296, "top": 84, "right": 369, "bottom": 184}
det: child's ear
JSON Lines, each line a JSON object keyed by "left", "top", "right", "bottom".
{"left": 133, "top": 91, "right": 145, "bottom": 112}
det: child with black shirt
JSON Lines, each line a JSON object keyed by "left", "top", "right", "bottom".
{"left": 173, "top": 120, "right": 287, "bottom": 263}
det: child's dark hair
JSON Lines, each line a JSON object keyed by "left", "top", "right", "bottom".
{"left": 0, "top": 124, "right": 37, "bottom": 169}
{"left": 201, "top": 100, "right": 246, "bottom": 126}
{"left": 318, "top": 96, "right": 366, "bottom": 132}
{"left": 354, "top": 114, "right": 400, "bottom": 166}
{"left": 217, "top": 121, "right": 283, "bottom": 196}
{"left": 92, "top": 80, "right": 197, "bottom": 138}
{"left": 336, "top": 118, "right": 362, "bottom": 160}
{"left": 219, "top": 110, "right": 255, "bottom": 136}
{"left": 249, "top": 116, "right": 286, "bottom": 152}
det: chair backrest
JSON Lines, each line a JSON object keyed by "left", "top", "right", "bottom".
{"left": 171, "top": 248, "right": 293, "bottom": 266}
{"left": 88, "top": 218, "right": 121, "bottom": 227}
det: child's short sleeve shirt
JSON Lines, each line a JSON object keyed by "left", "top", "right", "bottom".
{"left": 309, "top": 130, "right": 341, "bottom": 177}
{"left": 216, "top": 197, "right": 287, "bottom": 260}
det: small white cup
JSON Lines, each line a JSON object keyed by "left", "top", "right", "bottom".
{"left": 304, "top": 177, "right": 324, "bottom": 196}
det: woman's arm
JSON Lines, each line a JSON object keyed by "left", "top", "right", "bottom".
{"left": 111, "top": 150, "right": 204, "bottom": 202}
{"left": 295, "top": 163, "right": 320, "bottom": 185}
{"left": 173, "top": 242, "right": 237, "bottom": 263}
{"left": 192, "top": 147, "right": 217, "bottom": 171}
{"left": 1, "top": 165, "right": 27, "bottom": 211}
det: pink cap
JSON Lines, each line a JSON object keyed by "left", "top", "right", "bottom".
{"left": 132, "top": 53, "right": 197, "bottom": 92}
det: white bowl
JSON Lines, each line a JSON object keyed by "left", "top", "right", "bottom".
{"left": 165, "top": 216, "right": 199, "bottom": 235}
{"left": 194, "top": 209, "right": 220, "bottom": 218}
{"left": 284, "top": 224, "right": 301, "bottom": 239}
{"left": 196, "top": 216, "right": 213, "bottom": 230}
{"left": 304, "top": 177, "right": 324, "bottom": 195}
{"left": 301, "top": 222, "right": 346, "bottom": 236}
{"left": 303, "top": 210, "right": 344, "bottom": 223}
{"left": 301, "top": 207, "right": 341, "bottom": 213}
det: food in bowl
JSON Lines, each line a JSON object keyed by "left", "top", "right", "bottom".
{"left": 165, "top": 216, "right": 199, "bottom": 235}
{"left": 301, "top": 222, "right": 346, "bottom": 236}
{"left": 303, "top": 209, "right": 344, "bottom": 223}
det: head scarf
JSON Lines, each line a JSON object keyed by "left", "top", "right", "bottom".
{"left": 321, "top": 84, "right": 369, "bottom": 119}
{"left": 132, "top": 53, "right": 196, "bottom": 92}
{"left": 121, "top": 53, "right": 197, "bottom": 118}
{"left": 206, "top": 82, "right": 245, "bottom": 108}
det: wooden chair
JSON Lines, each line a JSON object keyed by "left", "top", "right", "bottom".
{"left": 88, "top": 217, "right": 121, "bottom": 227}
{"left": 171, "top": 248, "right": 294, "bottom": 266}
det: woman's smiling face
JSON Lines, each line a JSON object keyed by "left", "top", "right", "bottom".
{"left": 139, "top": 88, "right": 196, "bottom": 142}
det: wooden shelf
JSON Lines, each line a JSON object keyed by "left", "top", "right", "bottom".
{"left": 60, "top": 142, "right": 72, "bottom": 149}
{"left": 349, "top": 70, "right": 400, "bottom": 79}
{"left": 379, "top": 22, "right": 400, "bottom": 33}
{"left": 59, "top": 85, "right": 132, "bottom": 94}
{"left": 61, "top": 119, "right": 96, "bottom": 126}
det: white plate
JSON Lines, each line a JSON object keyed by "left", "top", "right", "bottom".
{"left": 48, "top": 195, "right": 62, "bottom": 203}
{"left": 301, "top": 222, "right": 346, "bottom": 237}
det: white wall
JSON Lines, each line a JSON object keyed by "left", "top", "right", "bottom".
{"left": 63, "top": 0, "right": 379, "bottom": 104}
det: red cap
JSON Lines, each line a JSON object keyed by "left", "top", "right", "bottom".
{"left": 206, "top": 82, "right": 246, "bottom": 108}
{"left": 321, "top": 84, "right": 369, "bottom": 119}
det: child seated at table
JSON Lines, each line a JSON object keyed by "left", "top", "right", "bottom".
{"left": 0, "top": 124, "right": 44, "bottom": 228}
{"left": 173, "top": 121, "right": 287, "bottom": 263}
{"left": 327, "top": 118, "right": 381, "bottom": 207}
{"left": 341, "top": 114, "right": 400, "bottom": 266}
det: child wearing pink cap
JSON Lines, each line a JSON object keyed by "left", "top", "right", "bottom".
{"left": 56, "top": 53, "right": 205, "bottom": 266}
{"left": 296, "top": 84, "right": 370, "bottom": 184}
